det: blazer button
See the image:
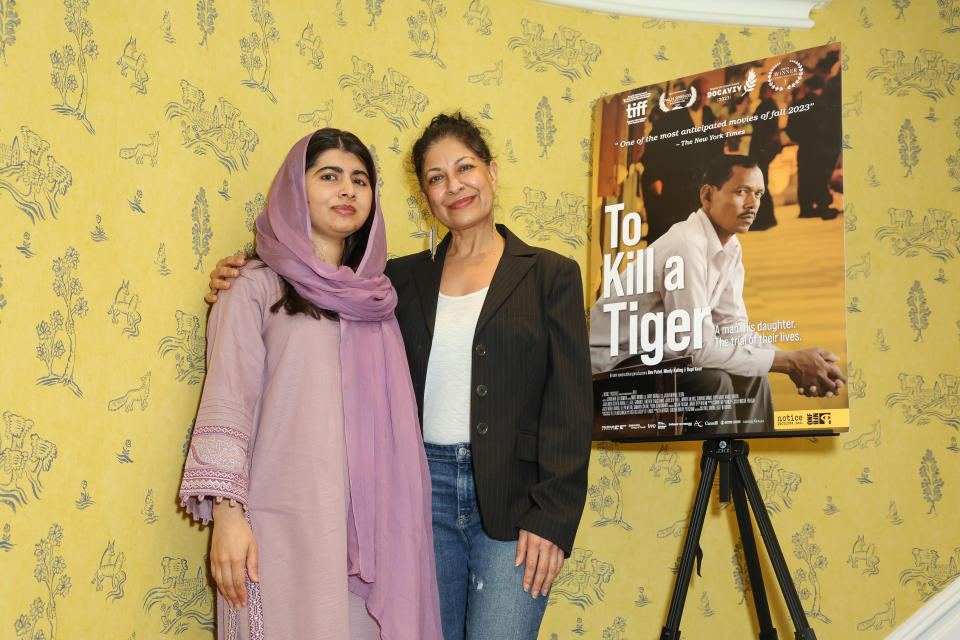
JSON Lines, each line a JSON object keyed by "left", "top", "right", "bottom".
{"left": 476, "top": 384, "right": 488, "bottom": 397}
{"left": 476, "top": 422, "right": 489, "bottom": 435}
{"left": 475, "top": 343, "right": 487, "bottom": 356}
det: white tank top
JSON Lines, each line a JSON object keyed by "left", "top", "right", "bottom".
{"left": 422, "top": 287, "right": 489, "bottom": 444}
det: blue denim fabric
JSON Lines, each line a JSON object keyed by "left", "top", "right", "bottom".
{"left": 424, "top": 442, "right": 549, "bottom": 640}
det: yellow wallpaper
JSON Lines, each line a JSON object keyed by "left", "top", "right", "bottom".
{"left": 1, "top": 1, "right": 957, "bottom": 638}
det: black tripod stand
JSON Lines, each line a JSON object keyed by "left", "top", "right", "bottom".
{"left": 660, "top": 439, "right": 817, "bottom": 640}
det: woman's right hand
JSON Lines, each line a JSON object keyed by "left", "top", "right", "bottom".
{"left": 205, "top": 254, "right": 247, "bottom": 304}
{"left": 210, "top": 500, "right": 259, "bottom": 609}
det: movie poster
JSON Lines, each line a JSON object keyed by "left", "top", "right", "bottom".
{"left": 588, "top": 42, "right": 849, "bottom": 442}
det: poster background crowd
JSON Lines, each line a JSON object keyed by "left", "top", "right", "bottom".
{"left": 1, "top": 1, "right": 958, "bottom": 638}
{"left": 589, "top": 42, "right": 849, "bottom": 440}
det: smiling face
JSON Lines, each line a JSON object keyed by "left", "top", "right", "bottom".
{"left": 700, "top": 164, "right": 765, "bottom": 245}
{"left": 305, "top": 148, "right": 373, "bottom": 257}
{"left": 420, "top": 135, "right": 498, "bottom": 232}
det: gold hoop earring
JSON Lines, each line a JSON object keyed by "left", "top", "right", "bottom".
{"left": 430, "top": 216, "right": 437, "bottom": 261}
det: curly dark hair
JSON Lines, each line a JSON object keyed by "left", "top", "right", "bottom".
{"left": 411, "top": 112, "right": 493, "bottom": 187}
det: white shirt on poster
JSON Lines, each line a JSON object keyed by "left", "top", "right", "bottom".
{"left": 590, "top": 209, "right": 776, "bottom": 377}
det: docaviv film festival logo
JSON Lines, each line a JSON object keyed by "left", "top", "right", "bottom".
{"left": 767, "top": 58, "right": 804, "bottom": 92}
{"left": 705, "top": 69, "right": 758, "bottom": 103}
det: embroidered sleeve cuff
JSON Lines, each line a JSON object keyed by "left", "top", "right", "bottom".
{"left": 179, "top": 424, "right": 250, "bottom": 524}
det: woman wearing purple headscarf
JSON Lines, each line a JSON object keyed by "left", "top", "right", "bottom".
{"left": 179, "top": 129, "right": 442, "bottom": 639}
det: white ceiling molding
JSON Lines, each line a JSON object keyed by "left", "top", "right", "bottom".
{"left": 532, "top": 0, "right": 833, "bottom": 28}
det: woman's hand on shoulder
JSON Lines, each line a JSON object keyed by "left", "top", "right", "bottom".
{"left": 516, "top": 529, "right": 565, "bottom": 599}
{"left": 205, "top": 254, "right": 247, "bottom": 304}
{"left": 210, "top": 500, "right": 259, "bottom": 609}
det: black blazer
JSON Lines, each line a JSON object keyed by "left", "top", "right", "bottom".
{"left": 385, "top": 225, "right": 592, "bottom": 554}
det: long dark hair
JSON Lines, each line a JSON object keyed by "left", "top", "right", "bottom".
{"left": 258, "top": 128, "right": 378, "bottom": 320}
{"left": 411, "top": 112, "right": 493, "bottom": 187}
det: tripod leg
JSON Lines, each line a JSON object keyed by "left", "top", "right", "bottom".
{"left": 731, "top": 464, "right": 778, "bottom": 640}
{"left": 661, "top": 447, "right": 718, "bottom": 640}
{"left": 734, "top": 454, "right": 818, "bottom": 640}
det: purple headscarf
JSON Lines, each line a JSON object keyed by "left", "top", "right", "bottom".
{"left": 255, "top": 130, "right": 441, "bottom": 638}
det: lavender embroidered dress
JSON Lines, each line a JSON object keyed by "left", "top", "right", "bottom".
{"left": 181, "top": 263, "right": 381, "bottom": 639}
{"left": 179, "top": 129, "right": 441, "bottom": 639}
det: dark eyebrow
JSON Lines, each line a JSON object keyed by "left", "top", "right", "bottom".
{"left": 315, "top": 165, "right": 370, "bottom": 180}
{"left": 425, "top": 156, "right": 473, "bottom": 174}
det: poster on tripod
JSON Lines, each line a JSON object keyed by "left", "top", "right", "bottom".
{"left": 588, "top": 42, "right": 849, "bottom": 442}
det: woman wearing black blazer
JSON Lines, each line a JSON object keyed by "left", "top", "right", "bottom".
{"left": 386, "top": 225, "right": 591, "bottom": 555}
{"left": 206, "top": 113, "right": 591, "bottom": 639}
{"left": 390, "top": 113, "right": 591, "bottom": 640}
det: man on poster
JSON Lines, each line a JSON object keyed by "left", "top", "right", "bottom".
{"left": 641, "top": 78, "right": 725, "bottom": 244}
{"left": 590, "top": 155, "right": 846, "bottom": 433}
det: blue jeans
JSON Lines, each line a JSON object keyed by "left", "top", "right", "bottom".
{"left": 425, "top": 442, "right": 549, "bottom": 640}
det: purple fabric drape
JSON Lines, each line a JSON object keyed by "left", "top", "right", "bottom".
{"left": 255, "top": 130, "right": 441, "bottom": 638}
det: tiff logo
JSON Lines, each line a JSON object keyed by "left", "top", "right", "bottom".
{"left": 626, "top": 101, "right": 647, "bottom": 120}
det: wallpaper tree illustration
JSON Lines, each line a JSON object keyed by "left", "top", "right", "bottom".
{"left": 919, "top": 449, "right": 944, "bottom": 514}
{"left": 50, "top": 0, "right": 98, "bottom": 134}
{"left": 191, "top": 188, "right": 212, "bottom": 271}
{"left": 13, "top": 524, "right": 71, "bottom": 640}
{"left": 767, "top": 28, "right": 794, "bottom": 54}
{"left": 35, "top": 247, "right": 87, "bottom": 397}
{"left": 906, "top": 280, "right": 929, "bottom": 341}
{"left": 898, "top": 119, "right": 920, "bottom": 178}
{"left": 947, "top": 148, "right": 960, "bottom": 191}
{"left": 366, "top": 0, "right": 384, "bottom": 27}
{"left": 535, "top": 96, "right": 556, "bottom": 158}
{"left": 0, "top": 0, "right": 19, "bottom": 65}
{"left": 792, "top": 523, "right": 831, "bottom": 624}
{"left": 408, "top": 0, "right": 447, "bottom": 68}
{"left": 601, "top": 616, "right": 627, "bottom": 639}
{"left": 712, "top": 33, "right": 733, "bottom": 68}
{"left": 240, "top": 0, "right": 279, "bottom": 103}
{"left": 242, "top": 192, "right": 265, "bottom": 254}
{"left": 940, "top": 0, "right": 960, "bottom": 32}
{"left": 892, "top": 0, "right": 911, "bottom": 20}
{"left": 587, "top": 446, "right": 632, "bottom": 530}
{"left": 196, "top": 0, "right": 217, "bottom": 48}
